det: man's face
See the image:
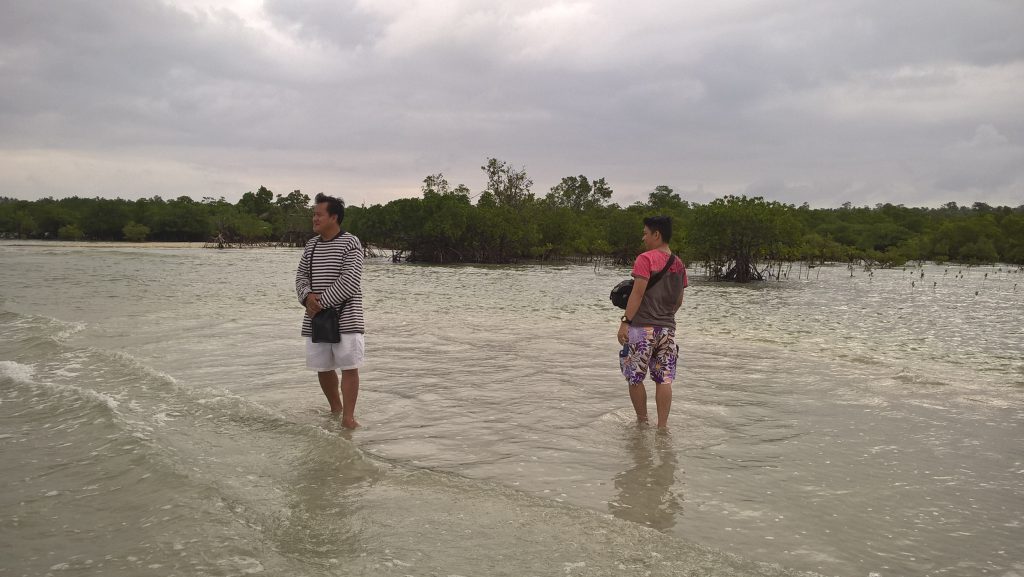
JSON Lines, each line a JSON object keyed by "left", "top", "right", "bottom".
{"left": 642, "top": 226, "right": 659, "bottom": 250}
{"left": 312, "top": 203, "right": 333, "bottom": 233}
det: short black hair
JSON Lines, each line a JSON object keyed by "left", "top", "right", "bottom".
{"left": 315, "top": 192, "right": 345, "bottom": 225}
{"left": 643, "top": 215, "right": 672, "bottom": 243}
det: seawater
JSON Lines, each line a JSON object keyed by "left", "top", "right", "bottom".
{"left": 1, "top": 241, "right": 1022, "bottom": 577}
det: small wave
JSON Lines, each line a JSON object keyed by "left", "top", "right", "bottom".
{"left": 893, "top": 368, "right": 950, "bottom": 387}
{"left": 0, "top": 312, "right": 88, "bottom": 375}
{"left": 3, "top": 324, "right": 364, "bottom": 464}
{"left": 53, "top": 320, "right": 87, "bottom": 342}
{"left": 54, "top": 343, "right": 378, "bottom": 471}
{"left": 2, "top": 360, "right": 123, "bottom": 414}
{"left": 0, "top": 309, "right": 87, "bottom": 342}
{"left": 957, "top": 395, "right": 1014, "bottom": 409}
{"left": 595, "top": 408, "right": 641, "bottom": 425}
{"left": 101, "top": 348, "right": 180, "bottom": 386}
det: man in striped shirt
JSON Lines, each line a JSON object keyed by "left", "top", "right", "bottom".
{"left": 295, "top": 193, "right": 365, "bottom": 428}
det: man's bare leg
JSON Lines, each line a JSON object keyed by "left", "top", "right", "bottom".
{"left": 628, "top": 383, "right": 649, "bottom": 425}
{"left": 318, "top": 370, "right": 342, "bottom": 413}
{"left": 340, "top": 368, "right": 360, "bottom": 429}
{"left": 655, "top": 381, "right": 672, "bottom": 429}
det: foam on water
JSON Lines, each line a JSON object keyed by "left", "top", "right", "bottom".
{"left": 1, "top": 358, "right": 125, "bottom": 416}
{"left": 0, "top": 360, "right": 35, "bottom": 384}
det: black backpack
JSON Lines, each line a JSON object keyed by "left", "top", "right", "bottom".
{"left": 609, "top": 254, "right": 677, "bottom": 309}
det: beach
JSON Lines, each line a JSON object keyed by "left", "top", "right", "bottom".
{"left": 1, "top": 241, "right": 1021, "bottom": 576}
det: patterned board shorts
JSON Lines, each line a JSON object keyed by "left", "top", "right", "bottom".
{"left": 619, "top": 326, "right": 678, "bottom": 386}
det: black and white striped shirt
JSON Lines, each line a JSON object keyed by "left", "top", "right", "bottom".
{"left": 295, "top": 232, "right": 365, "bottom": 336}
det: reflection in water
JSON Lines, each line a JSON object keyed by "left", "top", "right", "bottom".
{"left": 274, "top": 438, "right": 383, "bottom": 561}
{"left": 609, "top": 429, "right": 684, "bottom": 530}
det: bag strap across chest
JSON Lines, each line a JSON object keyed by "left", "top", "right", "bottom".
{"left": 308, "top": 239, "right": 318, "bottom": 286}
{"left": 646, "top": 253, "right": 677, "bottom": 289}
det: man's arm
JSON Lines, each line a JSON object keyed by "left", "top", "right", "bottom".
{"left": 624, "top": 276, "right": 649, "bottom": 321}
{"left": 618, "top": 275, "right": 648, "bottom": 344}
{"left": 674, "top": 287, "right": 685, "bottom": 313}
{"left": 295, "top": 243, "right": 314, "bottom": 306}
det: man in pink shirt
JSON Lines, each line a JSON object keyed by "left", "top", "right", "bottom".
{"left": 617, "top": 216, "right": 689, "bottom": 428}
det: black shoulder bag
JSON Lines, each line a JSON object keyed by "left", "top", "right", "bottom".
{"left": 308, "top": 238, "right": 342, "bottom": 343}
{"left": 610, "top": 254, "right": 676, "bottom": 309}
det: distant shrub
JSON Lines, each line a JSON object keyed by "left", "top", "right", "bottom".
{"left": 58, "top": 224, "right": 84, "bottom": 241}
{"left": 123, "top": 221, "right": 150, "bottom": 242}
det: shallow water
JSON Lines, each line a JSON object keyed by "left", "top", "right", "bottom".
{"left": 1, "top": 241, "right": 1022, "bottom": 577}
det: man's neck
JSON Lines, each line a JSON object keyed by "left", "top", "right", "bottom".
{"left": 651, "top": 243, "right": 670, "bottom": 253}
{"left": 319, "top": 225, "right": 341, "bottom": 240}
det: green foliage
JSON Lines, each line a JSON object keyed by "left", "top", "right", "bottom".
{"left": 999, "top": 214, "right": 1024, "bottom": 263}
{"left": 799, "top": 232, "right": 847, "bottom": 264}
{"left": 0, "top": 186, "right": 309, "bottom": 245}
{"left": 122, "top": 221, "right": 150, "bottom": 242}
{"left": 603, "top": 205, "right": 647, "bottom": 263}
{"left": 1, "top": 165, "right": 1021, "bottom": 275}
{"left": 689, "top": 196, "right": 802, "bottom": 281}
{"left": 269, "top": 190, "right": 312, "bottom": 246}
{"left": 481, "top": 157, "right": 534, "bottom": 209}
{"left": 546, "top": 175, "right": 613, "bottom": 212}
{"left": 57, "top": 224, "right": 85, "bottom": 241}
{"left": 0, "top": 200, "right": 40, "bottom": 238}
{"left": 958, "top": 238, "right": 999, "bottom": 263}
{"left": 648, "top": 185, "right": 688, "bottom": 213}
{"left": 149, "top": 197, "right": 212, "bottom": 241}
{"left": 238, "top": 186, "right": 274, "bottom": 217}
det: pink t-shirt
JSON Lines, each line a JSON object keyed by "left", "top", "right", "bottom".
{"left": 632, "top": 250, "right": 689, "bottom": 287}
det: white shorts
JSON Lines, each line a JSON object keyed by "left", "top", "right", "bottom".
{"left": 305, "top": 334, "right": 364, "bottom": 372}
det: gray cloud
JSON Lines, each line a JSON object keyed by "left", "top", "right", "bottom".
{"left": 0, "top": 0, "right": 1021, "bottom": 207}
{"left": 263, "top": 0, "right": 383, "bottom": 50}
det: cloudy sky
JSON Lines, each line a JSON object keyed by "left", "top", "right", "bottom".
{"left": 2, "top": 0, "right": 1022, "bottom": 208}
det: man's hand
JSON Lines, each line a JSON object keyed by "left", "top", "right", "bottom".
{"left": 617, "top": 322, "right": 629, "bottom": 345}
{"left": 305, "top": 293, "right": 324, "bottom": 318}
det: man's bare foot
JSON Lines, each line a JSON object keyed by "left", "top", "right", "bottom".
{"left": 341, "top": 417, "right": 360, "bottom": 429}
{"left": 636, "top": 417, "right": 649, "bottom": 426}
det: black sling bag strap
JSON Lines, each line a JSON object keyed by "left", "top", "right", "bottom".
{"left": 647, "top": 253, "right": 677, "bottom": 289}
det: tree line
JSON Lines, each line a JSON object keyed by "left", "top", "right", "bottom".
{"left": 2, "top": 157, "right": 1022, "bottom": 279}
{"left": 0, "top": 188, "right": 312, "bottom": 245}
